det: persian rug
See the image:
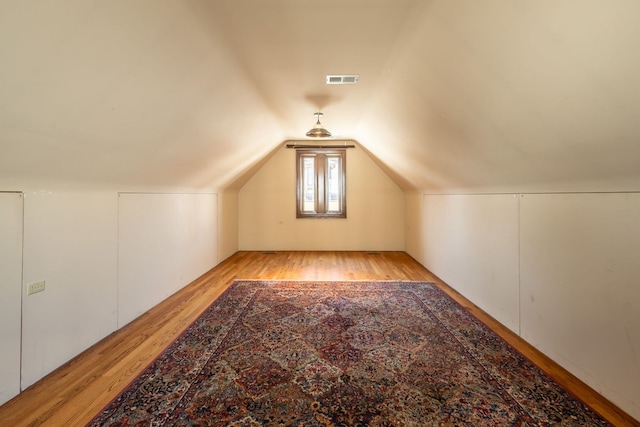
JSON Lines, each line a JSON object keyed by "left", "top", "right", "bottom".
{"left": 88, "top": 280, "right": 611, "bottom": 426}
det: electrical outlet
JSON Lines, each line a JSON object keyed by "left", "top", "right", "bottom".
{"left": 27, "top": 280, "right": 46, "bottom": 295}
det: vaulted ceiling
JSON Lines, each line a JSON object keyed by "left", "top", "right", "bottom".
{"left": 1, "top": 0, "right": 639, "bottom": 192}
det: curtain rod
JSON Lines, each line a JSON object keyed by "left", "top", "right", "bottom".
{"left": 285, "top": 144, "right": 355, "bottom": 149}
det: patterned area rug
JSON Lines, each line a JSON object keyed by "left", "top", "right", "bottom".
{"left": 88, "top": 280, "right": 610, "bottom": 426}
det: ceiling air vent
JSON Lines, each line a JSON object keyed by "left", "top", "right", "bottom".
{"left": 326, "top": 74, "right": 359, "bottom": 85}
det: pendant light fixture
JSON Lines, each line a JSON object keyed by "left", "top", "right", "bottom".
{"left": 305, "top": 112, "right": 332, "bottom": 138}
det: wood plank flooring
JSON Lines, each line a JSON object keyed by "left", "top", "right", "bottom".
{"left": 0, "top": 251, "right": 637, "bottom": 426}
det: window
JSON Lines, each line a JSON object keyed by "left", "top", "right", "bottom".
{"left": 296, "top": 149, "right": 346, "bottom": 218}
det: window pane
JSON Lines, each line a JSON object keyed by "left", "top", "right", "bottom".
{"left": 326, "top": 156, "right": 341, "bottom": 212}
{"left": 302, "top": 157, "right": 315, "bottom": 212}
{"left": 296, "top": 149, "right": 346, "bottom": 218}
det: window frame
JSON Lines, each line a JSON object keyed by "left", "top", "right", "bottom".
{"left": 296, "top": 148, "right": 347, "bottom": 218}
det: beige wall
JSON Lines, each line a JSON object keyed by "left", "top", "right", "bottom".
{"left": 239, "top": 143, "right": 404, "bottom": 251}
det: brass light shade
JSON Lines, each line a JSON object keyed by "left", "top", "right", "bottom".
{"left": 305, "top": 112, "right": 332, "bottom": 138}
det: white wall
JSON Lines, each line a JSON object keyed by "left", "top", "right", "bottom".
{"left": 410, "top": 192, "right": 640, "bottom": 421}
{"left": 0, "top": 189, "right": 220, "bottom": 396}
{"left": 404, "top": 192, "right": 425, "bottom": 262}
{"left": 519, "top": 193, "right": 640, "bottom": 418}
{"left": 21, "top": 191, "right": 119, "bottom": 388}
{"left": 118, "top": 193, "right": 218, "bottom": 326}
{"left": 0, "top": 193, "right": 23, "bottom": 405}
{"left": 217, "top": 189, "right": 239, "bottom": 262}
{"left": 239, "top": 144, "right": 404, "bottom": 251}
{"left": 421, "top": 194, "right": 520, "bottom": 332}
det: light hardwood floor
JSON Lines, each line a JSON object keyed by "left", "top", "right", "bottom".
{"left": 0, "top": 251, "right": 637, "bottom": 426}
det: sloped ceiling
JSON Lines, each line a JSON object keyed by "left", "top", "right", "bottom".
{"left": 1, "top": 0, "right": 639, "bottom": 192}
